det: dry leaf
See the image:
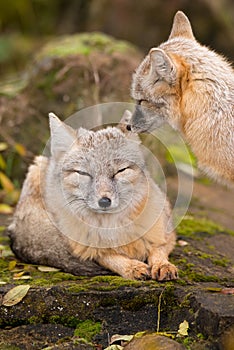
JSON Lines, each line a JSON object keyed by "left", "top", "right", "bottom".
{"left": 221, "top": 288, "right": 234, "bottom": 295}
{"left": 0, "top": 154, "right": 6, "bottom": 170}
{"left": 13, "top": 275, "right": 32, "bottom": 280}
{"left": 0, "top": 172, "right": 14, "bottom": 192}
{"left": 2, "top": 285, "right": 30, "bottom": 307}
{"left": 177, "top": 320, "right": 189, "bottom": 337}
{"left": 110, "top": 334, "right": 134, "bottom": 344}
{"left": 0, "top": 143, "right": 8, "bottom": 152}
{"left": 0, "top": 204, "right": 13, "bottom": 214}
{"left": 38, "top": 266, "right": 60, "bottom": 272}
{"left": 177, "top": 240, "right": 188, "bottom": 247}
{"left": 8, "top": 260, "right": 17, "bottom": 271}
{"left": 103, "top": 346, "right": 123, "bottom": 350}
{"left": 14, "top": 143, "right": 27, "bottom": 157}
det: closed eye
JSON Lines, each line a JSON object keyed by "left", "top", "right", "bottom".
{"left": 75, "top": 170, "right": 92, "bottom": 177}
{"left": 114, "top": 167, "right": 130, "bottom": 176}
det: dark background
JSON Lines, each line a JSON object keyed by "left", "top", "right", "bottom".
{"left": 1, "top": 0, "right": 234, "bottom": 78}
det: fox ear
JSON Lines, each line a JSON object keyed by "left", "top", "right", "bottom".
{"left": 49, "top": 112, "right": 76, "bottom": 159}
{"left": 149, "top": 48, "right": 176, "bottom": 82}
{"left": 118, "top": 110, "right": 141, "bottom": 143}
{"left": 169, "top": 11, "right": 195, "bottom": 40}
{"left": 118, "top": 110, "right": 132, "bottom": 131}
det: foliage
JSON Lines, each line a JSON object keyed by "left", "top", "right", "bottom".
{"left": 0, "top": 142, "right": 26, "bottom": 213}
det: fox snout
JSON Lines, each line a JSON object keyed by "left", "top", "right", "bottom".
{"left": 93, "top": 179, "right": 118, "bottom": 211}
{"left": 131, "top": 105, "right": 148, "bottom": 133}
{"left": 98, "top": 196, "right": 112, "bottom": 208}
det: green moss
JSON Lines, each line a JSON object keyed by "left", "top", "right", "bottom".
{"left": 74, "top": 320, "right": 101, "bottom": 342}
{"left": 179, "top": 270, "right": 220, "bottom": 282}
{"left": 28, "top": 316, "right": 41, "bottom": 324}
{"left": 67, "top": 275, "right": 144, "bottom": 294}
{"left": 177, "top": 216, "right": 223, "bottom": 237}
{"left": 0, "top": 345, "right": 21, "bottom": 350}
{"left": 37, "top": 33, "right": 137, "bottom": 59}
{"left": 212, "top": 258, "right": 229, "bottom": 267}
{"left": 49, "top": 315, "right": 80, "bottom": 328}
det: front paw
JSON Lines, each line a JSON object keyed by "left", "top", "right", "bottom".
{"left": 151, "top": 262, "right": 178, "bottom": 281}
{"left": 122, "top": 260, "right": 151, "bottom": 280}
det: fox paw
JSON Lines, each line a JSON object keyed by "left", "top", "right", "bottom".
{"left": 123, "top": 260, "right": 151, "bottom": 280}
{"left": 151, "top": 262, "right": 178, "bottom": 281}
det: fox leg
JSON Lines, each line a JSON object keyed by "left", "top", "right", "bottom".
{"left": 97, "top": 254, "right": 151, "bottom": 280}
{"left": 148, "top": 245, "right": 178, "bottom": 281}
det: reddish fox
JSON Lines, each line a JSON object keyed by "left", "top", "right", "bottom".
{"left": 131, "top": 11, "right": 234, "bottom": 185}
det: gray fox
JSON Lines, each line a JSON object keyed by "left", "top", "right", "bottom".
{"left": 131, "top": 11, "right": 234, "bottom": 184}
{"left": 8, "top": 111, "right": 177, "bottom": 280}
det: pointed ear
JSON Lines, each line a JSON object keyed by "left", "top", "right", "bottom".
{"left": 49, "top": 112, "right": 76, "bottom": 159}
{"left": 149, "top": 48, "right": 176, "bottom": 82}
{"left": 117, "top": 110, "right": 141, "bottom": 143}
{"left": 169, "top": 11, "right": 195, "bottom": 40}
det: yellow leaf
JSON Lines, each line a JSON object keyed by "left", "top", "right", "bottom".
{"left": 0, "top": 143, "right": 8, "bottom": 151}
{"left": 177, "top": 320, "right": 189, "bottom": 337}
{"left": 13, "top": 271, "right": 25, "bottom": 278}
{"left": 8, "top": 260, "right": 17, "bottom": 271}
{"left": 37, "top": 266, "right": 61, "bottom": 272}
{"left": 0, "top": 204, "right": 13, "bottom": 214}
{"left": 4, "top": 189, "right": 20, "bottom": 205}
{"left": 0, "top": 154, "right": 6, "bottom": 170}
{"left": 2, "top": 285, "right": 30, "bottom": 307}
{"left": 13, "top": 275, "right": 32, "bottom": 280}
{"left": 14, "top": 143, "right": 26, "bottom": 156}
{"left": 0, "top": 172, "right": 14, "bottom": 192}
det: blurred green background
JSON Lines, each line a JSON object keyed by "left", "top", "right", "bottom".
{"left": 1, "top": 0, "right": 234, "bottom": 79}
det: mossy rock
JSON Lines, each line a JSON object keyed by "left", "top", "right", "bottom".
{"left": 0, "top": 215, "right": 234, "bottom": 349}
{"left": 0, "top": 33, "right": 142, "bottom": 182}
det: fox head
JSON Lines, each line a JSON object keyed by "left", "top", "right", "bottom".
{"left": 48, "top": 111, "right": 148, "bottom": 217}
{"left": 130, "top": 11, "right": 203, "bottom": 132}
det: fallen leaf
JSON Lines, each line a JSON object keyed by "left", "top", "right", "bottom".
{"left": 103, "top": 346, "right": 123, "bottom": 350}
{"left": 177, "top": 320, "right": 189, "bottom": 337}
{"left": 221, "top": 288, "right": 234, "bottom": 295}
{"left": 13, "top": 275, "right": 32, "bottom": 280}
{"left": 0, "top": 204, "right": 13, "bottom": 214}
{"left": 0, "top": 143, "right": 8, "bottom": 152}
{"left": 0, "top": 154, "right": 6, "bottom": 170}
{"left": 0, "top": 172, "right": 14, "bottom": 192}
{"left": 110, "top": 334, "right": 134, "bottom": 344}
{"left": 14, "top": 143, "right": 27, "bottom": 157}
{"left": 2, "top": 285, "right": 30, "bottom": 307}
{"left": 38, "top": 266, "right": 60, "bottom": 272}
{"left": 177, "top": 239, "right": 188, "bottom": 247}
{"left": 8, "top": 260, "right": 17, "bottom": 271}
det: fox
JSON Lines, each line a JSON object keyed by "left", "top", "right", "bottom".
{"left": 130, "top": 11, "right": 234, "bottom": 185}
{"left": 8, "top": 111, "right": 178, "bottom": 281}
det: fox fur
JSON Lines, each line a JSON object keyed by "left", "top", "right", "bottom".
{"left": 8, "top": 111, "right": 177, "bottom": 281}
{"left": 131, "top": 11, "right": 234, "bottom": 184}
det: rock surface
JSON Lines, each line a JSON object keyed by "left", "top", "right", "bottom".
{"left": 0, "top": 215, "right": 234, "bottom": 350}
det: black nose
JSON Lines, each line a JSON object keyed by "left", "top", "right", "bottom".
{"left": 98, "top": 197, "right": 111, "bottom": 208}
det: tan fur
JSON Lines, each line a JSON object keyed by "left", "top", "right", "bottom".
{"left": 131, "top": 11, "right": 234, "bottom": 185}
{"left": 8, "top": 112, "right": 177, "bottom": 281}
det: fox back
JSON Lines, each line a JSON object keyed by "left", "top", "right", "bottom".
{"left": 131, "top": 11, "right": 234, "bottom": 184}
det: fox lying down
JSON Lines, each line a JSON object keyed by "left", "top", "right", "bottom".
{"left": 8, "top": 111, "right": 177, "bottom": 281}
